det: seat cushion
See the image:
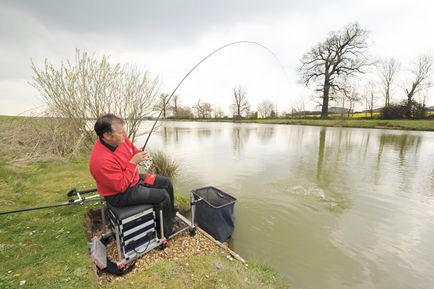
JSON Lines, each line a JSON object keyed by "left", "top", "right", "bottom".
{"left": 107, "top": 203, "right": 154, "bottom": 220}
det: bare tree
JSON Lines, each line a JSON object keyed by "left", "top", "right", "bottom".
{"left": 333, "top": 77, "right": 361, "bottom": 118}
{"left": 177, "top": 106, "right": 193, "bottom": 119}
{"left": 290, "top": 108, "right": 296, "bottom": 118}
{"left": 404, "top": 56, "right": 432, "bottom": 115}
{"left": 334, "top": 91, "right": 347, "bottom": 118}
{"left": 292, "top": 98, "right": 306, "bottom": 118}
{"left": 231, "top": 86, "right": 250, "bottom": 119}
{"left": 213, "top": 104, "right": 224, "bottom": 118}
{"left": 31, "top": 49, "right": 160, "bottom": 145}
{"left": 154, "top": 93, "right": 170, "bottom": 119}
{"left": 378, "top": 58, "right": 400, "bottom": 108}
{"left": 418, "top": 88, "right": 430, "bottom": 109}
{"left": 363, "top": 82, "right": 377, "bottom": 119}
{"left": 345, "top": 88, "right": 361, "bottom": 118}
{"left": 257, "top": 99, "right": 275, "bottom": 118}
{"left": 249, "top": 111, "right": 258, "bottom": 119}
{"left": 298, "top": 23, "right": 370, "bottom": 119}
{"left": 171, "top": 94, "right": 180, "bottom": 118}
{"left": 193, "top": 100, "right": 212, "bottom": 119}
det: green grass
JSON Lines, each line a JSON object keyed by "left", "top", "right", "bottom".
{"left": 0, "top": 155, "right": 288, "bottom": 288}
{"left": 0, "top": 155, "right": 99, "bottom": 288}
{"left": 290, "top": 112, "right": 381, "bottom": 119}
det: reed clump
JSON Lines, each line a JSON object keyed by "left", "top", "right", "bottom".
{"left": 148, "top": 150, "right": 179, "bottom": 179}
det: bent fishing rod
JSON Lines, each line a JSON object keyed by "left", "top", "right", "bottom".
{"left": 141, "top": 40, "right": 288, "bottom": 150}
{"left": 0, "top": 188, "right": 99, "bottom": 215}
{"left": 0, "top": 41, "right": 286, "bottom": 215}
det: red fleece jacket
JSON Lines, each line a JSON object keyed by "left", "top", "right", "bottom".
{"left": 89, "top": 137, "right": 140, "bottom": 197}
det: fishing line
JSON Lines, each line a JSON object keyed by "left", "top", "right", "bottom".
{"left": 141, "top": 40, "right": 289, "bottom": 150}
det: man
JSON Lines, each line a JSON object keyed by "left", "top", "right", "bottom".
{"left": 89, "top": 113, "right": 175, "bottom": 236}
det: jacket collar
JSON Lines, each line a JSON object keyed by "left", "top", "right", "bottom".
{"left": 100, "top": 138, "right": 117, "bottom": 152}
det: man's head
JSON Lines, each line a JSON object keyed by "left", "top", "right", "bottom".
{"left": 94, "top": 114, "right": 126, "bottom": 146}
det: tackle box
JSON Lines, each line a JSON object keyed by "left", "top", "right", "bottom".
{"left": 107, "top": 203, "right": 162, "bottom": 262}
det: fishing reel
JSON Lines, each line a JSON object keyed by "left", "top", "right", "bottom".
{"left": 138, "top": 156, "right": 153, "bottom": 171}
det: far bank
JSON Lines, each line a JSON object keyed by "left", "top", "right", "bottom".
{"left": 164, "top": 118, "right": 434, "bottom": 132}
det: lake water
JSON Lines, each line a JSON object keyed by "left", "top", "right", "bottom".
{"left": 137, "top": 121, "right": 434, "bottom": 289}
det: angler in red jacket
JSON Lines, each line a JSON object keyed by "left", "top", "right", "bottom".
{"left": 89, "top": 114, "right": 175, "bottom": 236}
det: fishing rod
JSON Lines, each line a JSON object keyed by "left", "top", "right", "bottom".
{"left": 0, "top": 188, "right": 99, "bottom": 215}
{"left": 1, "top": 42, "right": 285, "bottom": 214}
{"left": 141, "top": 40, "right": 288, "bottom": 150}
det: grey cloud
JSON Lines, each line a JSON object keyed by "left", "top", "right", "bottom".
{"left": 0, "top": 0, "right": 324, "bottom": 80}
{"left": 0, "top": 0, "right": 314, "bottom": 80}
{"left": 1, "top": 0, "right": 316, "bottom": 47}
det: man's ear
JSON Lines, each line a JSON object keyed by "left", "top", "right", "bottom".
{"left": 102, "top": 132, "right": 111, "bottom": 140}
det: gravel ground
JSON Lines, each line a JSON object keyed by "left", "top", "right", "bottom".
{"left": 84, "top": 208, "right": 222, "bottom": 283}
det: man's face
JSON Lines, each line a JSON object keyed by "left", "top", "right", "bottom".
{"left": 104, "top": 122, "right": 126, "bottom": 146}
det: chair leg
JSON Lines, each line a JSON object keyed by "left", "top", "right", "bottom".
{"left": 101, "top": 206, "right": 107, "bottom": 231}
{"left": 114, "top": 226, "right": 123, "bottom": 260}
{"left": 159, "top": 209, "right": 165, "bottom": 240}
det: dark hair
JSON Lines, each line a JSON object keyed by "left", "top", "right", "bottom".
{"left": 94, "top": 114, "right": 124, "bottom": 139}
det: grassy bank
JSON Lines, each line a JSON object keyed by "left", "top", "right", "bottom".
{"left": 0, "top": 155, "right": 288, "bottom": 288}
{"left": 199, "top": 118, "right": 434, "bottom": 131}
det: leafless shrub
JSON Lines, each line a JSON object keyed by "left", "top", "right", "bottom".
{"left": 31, "top": 49, "right": 160, "bottom": 151}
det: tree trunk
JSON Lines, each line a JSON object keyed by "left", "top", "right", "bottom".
{"left": 321, "top": 82, "right": 330, "bottom": 119}
{"left": 385, "top": 86, "right": 390, "bottom": 108}
{"left": 406, "top": 94, "right": 413, "bottom": 119}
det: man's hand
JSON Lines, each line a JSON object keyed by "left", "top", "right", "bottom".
{"left": 130, "top": 150, "right": 150, "bottom": 165}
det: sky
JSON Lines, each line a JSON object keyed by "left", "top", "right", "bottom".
{"left": 0, "top": 0, "right": 433, "bottom": 116}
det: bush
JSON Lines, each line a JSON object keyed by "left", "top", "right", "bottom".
{"left": 380, "top": 100, "right": 427, "bottom": 120}
{"left": 404, "top": 101, "right": 427, "bottom": 119}
{"left": 380, "top": 103, "right": 405, "bottom": 119}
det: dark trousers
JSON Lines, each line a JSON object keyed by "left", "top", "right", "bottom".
{"left": 105, "top": 175, "right": 175, "bottom": 237}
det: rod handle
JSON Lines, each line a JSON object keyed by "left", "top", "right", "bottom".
{"left": 66, "top": 188, "right": 97, "bottom": 197}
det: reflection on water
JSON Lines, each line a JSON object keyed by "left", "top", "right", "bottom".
{"left": 377, "top": 133, "right": 422, "bottom": 167}
{"left": 231, "top": 126, "right": 250, "bottom": 155}
{"left": 316, "top": 127, "right": 326, "bottom": 180}
{"left": 138, "top": 121, "right": 434, "bottom": 289}
{"left": 161, "top": 126, "right": 192, "bottom": 145}
{"left": 255, "top": 126, "right": 275, "bottom": 143}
